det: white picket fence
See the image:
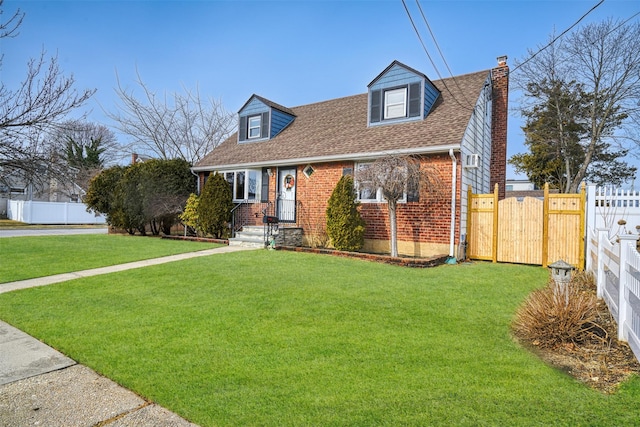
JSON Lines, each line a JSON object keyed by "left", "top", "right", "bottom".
{"left": 7, "top": 200, "right": 106, "bottom": 225}
{"left": 586, "top": 185, "right": 640, "bottom": 241}
{"left": 587, "top": 228, "right": 640, "bottom": 362}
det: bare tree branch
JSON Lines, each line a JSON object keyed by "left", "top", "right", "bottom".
{"left": 512, "top": 18, "right": 640, "bottom": 192}
{"left": 108, "top": 71, "right": 235, "bottom": 164}
{"left": 0, "top": 0, "right": 23, "bottom": 39}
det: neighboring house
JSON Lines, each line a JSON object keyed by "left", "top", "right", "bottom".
{"left": 193, "top": 57, "right": 509, "bottom": 258}
{"left": 505, "top": 179, "right": 557, "bottom": 199}
{"left": 0, "top": 169, "right": 83, "bottom": 217}
{"left": 506, "top": 179, "right": 536, "bottom": 192}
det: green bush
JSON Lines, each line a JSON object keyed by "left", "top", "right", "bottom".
{"left": 326, "top": 175, "right": 365, "bottom": 251}
{"left": 180, "top": 193, "right": 200, "bottom": 236}
{"left": 197, "top": 173, "right": 233, "bottom": 239}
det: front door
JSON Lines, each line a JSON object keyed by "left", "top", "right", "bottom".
{"left": 277, "top": 168, "right": 296, "bottom": 222}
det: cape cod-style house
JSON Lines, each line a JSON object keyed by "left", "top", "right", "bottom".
{"left": 193, "top": 57, "right": 509, "bottom": 258}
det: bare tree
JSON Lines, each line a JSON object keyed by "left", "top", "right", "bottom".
{"left": 355, "top": 154, "right": 441, "bottom": 257}
{"left": 0, "top": 1, "right": 95, "bottom": 191}
{"left": 108, "top": 72, "right": 235, "bottom": 164}
{"left": 49, "top": 120, "right": 121, "bottom": 193}
{"left": 513, "top": 18, "right": 640, "bottom": 193}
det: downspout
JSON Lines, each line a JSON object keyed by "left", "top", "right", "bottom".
{"left": 447, "top": 149, "right": 457, "bottom": 264}
{"left": 190, "top": 169, "right": 200, "bottom": 194}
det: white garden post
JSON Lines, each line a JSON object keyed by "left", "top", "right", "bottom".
{"left": 596, "top": 228, "right": 608, "bottom": 299}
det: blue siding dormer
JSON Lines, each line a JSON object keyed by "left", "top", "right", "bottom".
{"left": 238, "top": 95, "right": 296, "bottom": 143}
{"left": 271, "top": 108, "right": 294, "bottom": 138}
{"left": 368, "top": 61, "right": 441, "bottom": 126}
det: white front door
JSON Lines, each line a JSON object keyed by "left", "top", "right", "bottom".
{"left": 277, "top": 168, "right": 296, "bottom": 222}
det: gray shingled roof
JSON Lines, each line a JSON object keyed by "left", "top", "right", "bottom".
{"left": 194, "top": 69, "right": 490, "bottom": 170}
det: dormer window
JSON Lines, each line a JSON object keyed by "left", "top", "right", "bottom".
{"left": 384, "top": 88, "right": 407, "bottom": 119}
{"left": 370, "top": 83, "right": 422, "bottom": 124}
{"left": 237, "top": 95, "right": 296, "bottom": 143}
{"left": 368, "top": 60, "right": 441, "bottom": 126}
{"left": 248, "top": 115, "right": 261, "bottom": 139}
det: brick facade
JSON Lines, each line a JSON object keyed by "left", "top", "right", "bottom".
{"left": 490, "top": 59, "right": 509, "bottom": 200}
{"left": 199, "top": 154, "right": 461, "bottom": 257}
{"left": 284, "top": 154, "right": 459, "bottom": 256}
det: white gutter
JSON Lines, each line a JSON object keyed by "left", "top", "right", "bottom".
{"left": 191, "top": 144, "right": 461, "bottom": 172}
{"left": 448, "top": 149, "right": 457, "bottom": 260}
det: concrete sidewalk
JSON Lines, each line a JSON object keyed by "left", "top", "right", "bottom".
{"left": 0, "top": 244, "right": 252, "bottom": 294}
{"left": 0, "top": 244, "right": 257, "bottom": 426}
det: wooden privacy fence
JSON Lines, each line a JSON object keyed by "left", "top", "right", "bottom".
{"left": 467, "top": 183, "right": 585, "bottom": 268}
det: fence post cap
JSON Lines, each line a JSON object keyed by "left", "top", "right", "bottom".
{"left": 618, "top": 233, "right": 638, "bottom": 241}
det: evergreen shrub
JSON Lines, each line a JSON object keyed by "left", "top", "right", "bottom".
{"left": 326, "top": 175, "right": 365, "bottom": 251}
{"left": 198, "top": 173, "right": 233, "bottom": 239}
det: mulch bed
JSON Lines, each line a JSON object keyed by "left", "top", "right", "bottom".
{"left": 515, "top": 282, "right": 640, "bottom": 394}
{"left": 276, "top": 246, "right": 448, "bottom": 268}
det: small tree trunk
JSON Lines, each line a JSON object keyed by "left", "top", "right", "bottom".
{"left": 389, "top": 200, "right": 398, "bottom": 257}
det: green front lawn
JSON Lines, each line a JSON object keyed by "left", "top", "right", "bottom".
{"left": 0, "top": 234, "right": 221, "bottom": 283}
{"left": 1, "top": 250, "right": 638, "bottom": 425}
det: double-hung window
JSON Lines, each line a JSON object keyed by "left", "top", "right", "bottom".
{"left": 370, "top": 82, "right": 421, "bottom": 124}
{"left": 355, "top": 163, "right": 378, "bottom": 202}
{"left": 384, "top": 87, "right": 407, "bottom": 119}
{"left": 248, "top": 116, "right": 261, "bottom": 139}
{"left": 355, "top": 162, "right": 410, "bottom": 203}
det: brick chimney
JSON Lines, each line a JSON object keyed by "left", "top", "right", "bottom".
{"left": 490, "top": 55, "right": 509, "bottom": 200}
{"left": 131, "top": 153, "right": 138, "bottom": 165}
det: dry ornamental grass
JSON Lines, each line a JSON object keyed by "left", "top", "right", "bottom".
{"left": 513, "top": 271, "right": 640, "bottom": 393}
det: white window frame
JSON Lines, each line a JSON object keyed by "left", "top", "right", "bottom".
{"left": 248, "top": 116, "right": 261, "bottom": 139}
{"left": 223, "top": 170, "right": 261, "bottom": 202}
{"left": 355, "top": 162, "right": 407, "bottom": 203}
{"left": 384, "top": 87, "right": 407, "bottom": 120}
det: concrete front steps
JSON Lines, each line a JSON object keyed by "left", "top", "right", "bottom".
{"left": 229, "top": 225, "right": 267, "bottom": 249}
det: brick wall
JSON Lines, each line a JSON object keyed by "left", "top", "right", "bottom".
{"left": 358, "top": 154, "right": 456, "bottom": 245}
{"left": 295, "top": 154, "right": 459, "bottom": 252}
{"left": 296, "top": 161, "right": 352, "bottom": 241}
{"left": 490, "top": 58, "right": 509, "bottom": 200}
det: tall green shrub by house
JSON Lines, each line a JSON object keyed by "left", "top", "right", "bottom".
{"left": 326, "top": 175, "right": 365, "bottom": 251}
{"left": 197, "top": 173, "right": 233, "bottom": 238}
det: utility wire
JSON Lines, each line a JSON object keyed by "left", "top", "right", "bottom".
{"left": 511, "top": 0, "right": 606, "bottom": 74}
{"left": 400, "top": 0, "right": 474, "bottom": 111}
{"left": 414, "top": 0, "right": 474, "bottom": 108}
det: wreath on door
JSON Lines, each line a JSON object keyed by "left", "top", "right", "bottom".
{"left": 284, "top": 174, "right": 295, "bottom": 190}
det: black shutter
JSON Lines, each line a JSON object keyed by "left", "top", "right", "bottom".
{"left": 407, "top": 176, "right": 419, "bottom": 202}
{"left": 370, "top": 90, "right": 382, "bottom": 123}
{"left": 408, "top": 83, "right": 421, "bottom": 118}
{"left": 261, "top": 168, "right": 270, "bottom": 202}
{"left": 261, "top": 111, "right": 270, "bottom": 138}
{"left": 239, "top": 116, "right": 247, "bottom": 141}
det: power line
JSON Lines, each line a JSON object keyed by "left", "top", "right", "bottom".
{"left": 414, "top": 0, "right": 474, "bottom": 108}
{"left": 400, "top": 0, "right": 474, "bottom": 111}
{"left": 511, "top": 0, "right": 606, "bottom": 74}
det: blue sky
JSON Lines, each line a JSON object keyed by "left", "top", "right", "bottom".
{"left": 2, "top": 0, "right": 639, "bottom": 178}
